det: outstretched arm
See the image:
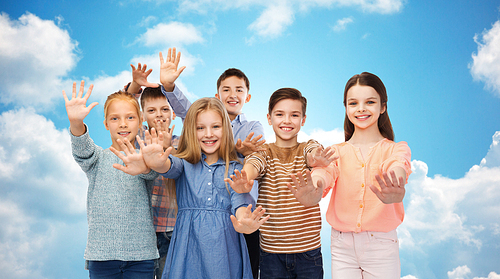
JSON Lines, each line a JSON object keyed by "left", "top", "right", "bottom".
{"left": 224, "top": 163, "right": 259, "bottom": 193}
{"left": 231, "top": 204, "right": 270, "bottom": 234}
{"left": 159, "top": 48, "right": 186, "bottom": 92}
{"left": 369, "top": 167, "right": 407, "bottom": 204}
{"left": 235, "top": 132, "right": 266, "bottom": 157}
{"left": 138, "top": 127, "right": 173, "bottom": 173}
{"left": 63, "top": 81, "right": 98, "bottom": 137}
{"left": 110, "top": 138, "right": 150, "bottom": 176}
{"left": 287, "top": 170, "right": 325, "bottom": 207}
{"left": 307, "top": 146, "right": 338, "bottom": 168}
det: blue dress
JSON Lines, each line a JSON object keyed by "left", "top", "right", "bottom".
{"left": 161, "top": 154, "right": 254, "bottom": 279}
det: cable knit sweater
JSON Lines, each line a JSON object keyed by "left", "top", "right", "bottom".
{"left": 70, "top": 128, "right": 159, "bottom": 262}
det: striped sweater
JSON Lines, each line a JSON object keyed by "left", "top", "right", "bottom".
{"left": 246, "top": 140, "right": 322, "bottom": 254}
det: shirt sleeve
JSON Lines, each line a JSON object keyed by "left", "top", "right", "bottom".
{"left": 304, "top": 139, "right": 322, "bottom": 168}
{"left": 245, "top": 150, "right": 268, "bottom": 180}
{"left": 160, "top": 155, "right": 184, "bottom": 180}
{"left": 160, "top": 84, "right": 192, "bottom": 121}
{"left": 249, "top": 121, "right": 265, "bottom": 140}
{"left": 379, "top": 141, "right": 412, "bottom": 183}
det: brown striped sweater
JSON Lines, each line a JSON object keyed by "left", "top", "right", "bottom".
{"left": 246, "top": 140, "right": 322, "bottom": 254}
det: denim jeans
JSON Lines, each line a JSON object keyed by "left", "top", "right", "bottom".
{"left": 88, "top": 260, "right": 155, "bottom": 279}
{"left": 259, "top": 247, "right": 323, "bottom": 279}
{"left": 155, "top": 231, "right": 173, "bottom": 279}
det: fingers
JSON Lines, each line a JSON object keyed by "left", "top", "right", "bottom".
{"left": 136, "top": 135, "right": 146, "bottom": 149}
{"left": 159, "top": 51, "right": 164, "bottom": 64}
{"left": 78, "top": 80, "right": 85, "bottom": 98}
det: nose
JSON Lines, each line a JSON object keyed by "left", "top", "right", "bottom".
{"left": 358, "top": 104, "right": 366, "bottom": 112}
{"left": 205, "top": 127, "right": 214, "bottom": 137}
{"left": 284, "top": 114, "right": 292, "bottom": 123}
{"left": 119, "top": 118, "right": 127, "bottom": 128}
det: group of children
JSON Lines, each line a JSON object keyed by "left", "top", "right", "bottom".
{"left": 64, "top": 47, "right": 411, "bottom": 279}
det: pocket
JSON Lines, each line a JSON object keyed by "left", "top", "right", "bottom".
{"left": 370, "top": 230, "right": 398, "bottom": 244}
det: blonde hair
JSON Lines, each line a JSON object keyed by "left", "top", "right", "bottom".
{"left": 176, "top": 97, "right": 239, "bottom": 190}
{"left": 104, "top": 91, "right": 142, "bottom": 119}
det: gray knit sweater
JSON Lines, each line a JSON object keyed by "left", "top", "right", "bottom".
{"left": 71, "top": 128, "right": 159, "bottom": 261}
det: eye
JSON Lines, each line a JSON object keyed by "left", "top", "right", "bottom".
{"left": 348, "top": 101, "right": 357, "bottom": 106}
{"left": 110, "top": 117, "right": 118, "bottom": 121}
{"left": 275, "top": 113, "right": 283, "bottom": 117}
{"left": 197, "top": 126, "right": 204, "bottom": 130}
{"left": 162, "top": 108, "right": 170, "bottom": 112}
{"left": 213, "top": 125, "right": 221, "bottom": 129}
{"left": 147, "top": 109, "right": 154, "bottom": 113}
{"left": 292, "top": 114, "right": 300, "bottom": 118}
{"left": 367, "top": 100, "right": 376, "bottom": 104}
{"left": 128, "top": 116, "right": 135, "bottom": 120}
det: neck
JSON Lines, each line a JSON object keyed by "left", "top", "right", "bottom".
{"left": 348, "top": 126, "right": 384, "bottom": 146}
{"left": 228, "top": 113, "right": 238, "bottom": 121}
{"left": 204, "top": 153, "right": 219, "bottom": 165}
{"left": 274, "top": 136, "right": 298, "bottom": 148}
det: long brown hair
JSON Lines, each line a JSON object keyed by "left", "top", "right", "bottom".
{"left": 176, "top": 98, "right": 239, "bottom": 190}
{"left": 343, "top": 72, "right": 394, "bottom": 141}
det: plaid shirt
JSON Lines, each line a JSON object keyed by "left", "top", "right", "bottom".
{"left": 140, "top": 125, "right": 179, "bottom": 232}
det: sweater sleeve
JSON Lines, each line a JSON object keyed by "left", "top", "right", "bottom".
{"left": 70, "top": 125, "right": 101, "bottom": 173}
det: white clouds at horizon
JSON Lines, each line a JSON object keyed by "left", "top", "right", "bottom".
{"left": 470, "top": 20, "right": 500, "bottom": 97}
{"left": 0, "top": 12, "right": 79, "bottom": 109}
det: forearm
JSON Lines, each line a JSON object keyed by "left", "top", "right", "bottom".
{"left": 127, "top": 81, "right": 142, "bottom": 95}
{"left": 69, "top": 121, "right": 86, "bottom": 137}
{"left": 243, "top": 163, "right": 259, "bottom": 181}
{"left": 151, "top": 157, "right": 172, "bottom": 174}
{"left": 391, "top": 166, "right": 407, "bottom": 183}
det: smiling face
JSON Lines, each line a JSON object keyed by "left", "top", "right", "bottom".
{"left": 142, "top": 97, "right": 173, "bottom": 131}
{"left": 267, "top": 98, "right": 306, "bottom": 147}
{"left": 104, "top": 99, "right": 141, "bottom": 150}
{"left": 215, "top": 76, "right": 251, "bottom": 121}
{"left": 196, "top": 109, "right": 223, "bottom": 163}
{"left": 345, "top": 84, "right": 386, "bottom": 132}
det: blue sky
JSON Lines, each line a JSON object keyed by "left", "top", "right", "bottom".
{"left": 1, "top": 0, "right": 500, "bottom": 278}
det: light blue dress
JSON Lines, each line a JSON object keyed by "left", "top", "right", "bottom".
{"left": 161, "top": 154, "right": 254, "bottom": 279}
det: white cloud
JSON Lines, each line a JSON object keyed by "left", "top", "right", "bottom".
{"left": 248, "top": 3, "right": 295, "bottom": 38}
{"left": 402, "top": 275, "right": 419, "bottom": 279}
{"left": 448, "top": 265, "right": 472, "bottom": 279}
{"left": 0, "top": 12, "right": 79, "bottom": 109}
{"left": 0, "top": 108, "right": 88, "bottom": 278}
{"left": 138, "top": 21, "right": 204, "bottom": 47}
{"left": 473, "top": 272, "right": 500, "bottom": 279}
{"left": 470, "top": 21, "right": 500, "bottom": 97}
{"left": 332, "top": 16, "right": 354, "bottom": 32}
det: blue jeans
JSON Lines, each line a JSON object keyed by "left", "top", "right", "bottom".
{"left": 155, "top": 231, "right": 173, "bottom": 279}
{"left": 88, "top": 260, "right": 155, "bottom": 279}
{"left": 259, "top": 248, "right": 323, "bottom": 279}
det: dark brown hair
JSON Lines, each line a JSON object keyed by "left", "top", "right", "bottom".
{"left": 268, "top": 88, "right": 307, "bottom": 115}
{"left": 216, "top": 68, "right": 250, "bottom": 91}
{"left": 140, "top": 87, "right": 166, "bottom": 110}
{"left": 343, "top": 72, "right": 394, "bottom": 141}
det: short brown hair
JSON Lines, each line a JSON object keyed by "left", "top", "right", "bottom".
{"left": 268, "top": 88, "right": 307, "bottom": 116}
{"left": 140, "top": 87, "right": 167, "bottom": 110}
{"left": 216, "top": 68, "right": 250, "bottom": 91}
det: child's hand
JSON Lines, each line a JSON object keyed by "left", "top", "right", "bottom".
{"left": 130, "top": 63, "right": 159, "bottom": 88}
{"left": 370, "top": 170, "right": 406, "bottom": 204}
{"left": 138, "top": 127, "right": 173, "bottom": 173}
{"left": 287, "top": 170, "right": 324, "bottom": 207}
{"left": 224, "top": 169, "right": 254, "bottom": 193}
{"left": 110, "top": 138, "right": 150, "bottom": 176}
{"left": 307, "top": 146, "right": 338, "bottom": 168}
{"left": 63, "top": 81, "right": 98, "bottom": 136}
{"left": 231, "top": 205, "right": 270, "bottom": 234}
{"left": 235, "top": 132, "right": 266, "bottom": 157}
{"left": 159, "top": 47, "right": 186, "bottom": 92}
{"left": 154, "top": 120, "right": 175, "bottom": 150}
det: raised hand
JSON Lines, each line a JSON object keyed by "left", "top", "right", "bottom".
{"left": 235, "top": 132, "right": 266, "bottom": 157}
{"left": 110, "top": 138, "right": 150, "bottom": 176}
{"left": 224, "top": 169, "right": 254, "bottom": 193}
{"left": 159, "top": 47, "right": 186, "bottom": 91}
{"left": 307, "top": 146, "right": 338, "bottom": 168}
{"left": 154, "top": 120, "right": 175, "bottom": 150}
{"left": 231, "top": 204, "right": 270, "bottom": 234}
{"left": 138, "top": 127, "right": 173, "bottom": 173}
{"left": 287, "top": 170, "right": 324, "bottom": 207}
{"left": 130, "top": 63, "right": 159, "bottom": 88}
{"left": 369, "top": 170, "right": 406, "bottom": 204}
{"left": 62, "top": 81, "right": 98, "bottom": 136}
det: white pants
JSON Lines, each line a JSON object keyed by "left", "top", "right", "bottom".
{"left": 330, "top": 228, "right": 401, "bottom": 279}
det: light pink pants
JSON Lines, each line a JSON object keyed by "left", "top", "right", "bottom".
{"left": 330, "top": 228, "right": 401, "bottom": 279}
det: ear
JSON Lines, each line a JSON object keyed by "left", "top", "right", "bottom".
{"left": 172, "top": 111, "right": 177, "bottom": 120}
{"left": 301, "top": 114, "right": 306, "bottom": 126}
{"left": 267, "top": 113, "right": 272, "bottom": 125}
{"left": 245, "top": 93, "right": 252, "bottom": 103}
{"left": 381, "top": 103, "right": 387, "bottom": 114}
{"left": 142, "top": 112, "right": 146, "bottom": 123}
{"left": 103, "top": 119, "right": 109, "bottom": 130}
{"left": 215, "top": 93, "right": 220, "bottom": 100}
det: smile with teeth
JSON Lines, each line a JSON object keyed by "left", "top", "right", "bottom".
{"left": 203, "top": 139, "right": 218, "bottom": 146}
{"left": 227, "top": 100, "right": 239, "bottom": 105}
{"left": 280, "top": 127, "right": 293, "bottom": 132}
{"left": 356, "top": 115, "right": 370, "bottom": 120}
{"left": 118, "top": 132, "right": 130, "bottom": 137}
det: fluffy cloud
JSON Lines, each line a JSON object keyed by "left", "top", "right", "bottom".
{"left": 470, "top": 21, "right": 500, "bottom": 97}
{"left": 0, "top": 108, "right": 88, "bottom": 278}
{"left": 0, "top": 12, "right": 79, "bottom": 109}
{"left": 248, "top": 3, "right": 295, "bottom": 38}
{"left": 138, "top": 22, "right": 204, "bottom": 47}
